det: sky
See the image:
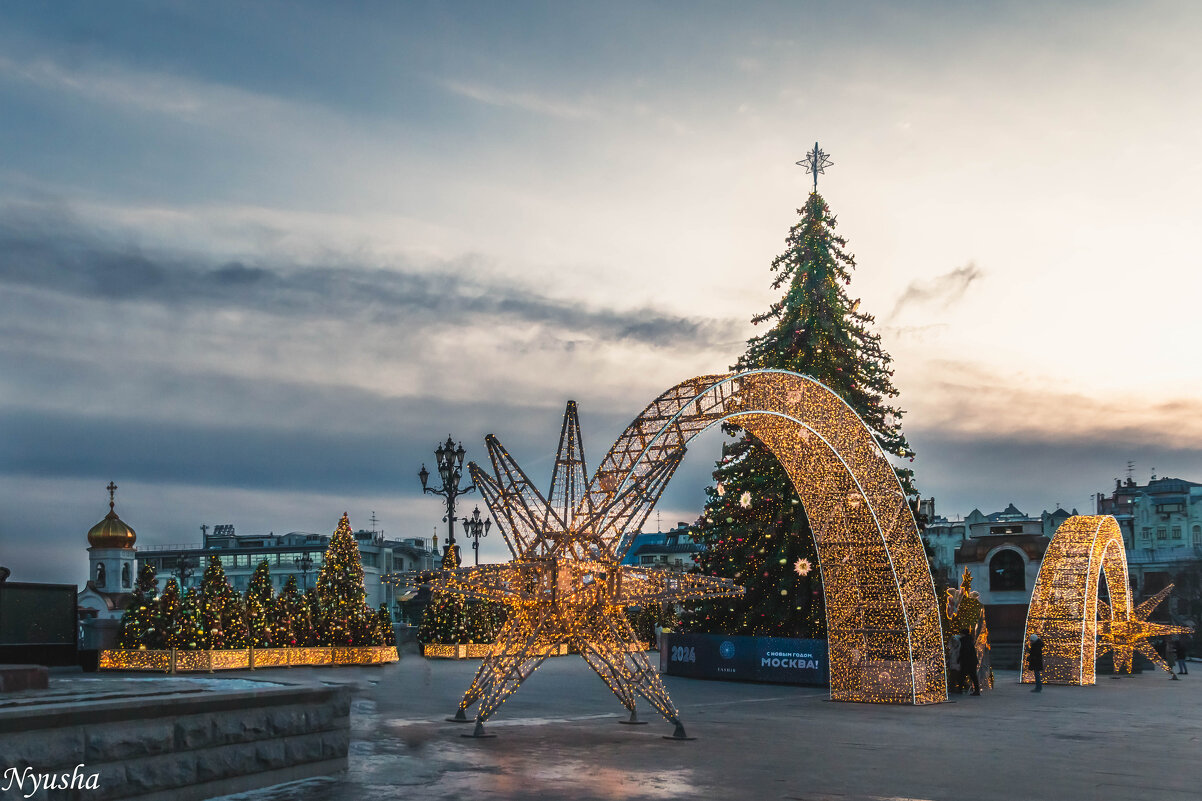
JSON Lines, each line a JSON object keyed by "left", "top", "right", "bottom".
{"left": 3, "top": 1, "right": 1202, "bottom": 586}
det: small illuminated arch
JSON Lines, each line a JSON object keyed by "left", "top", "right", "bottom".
{"left": 1021, "top": 515, "right": 1131, "bottom": 685}
{"left": 588, "top": 369, "right": 947, "bottom": 705}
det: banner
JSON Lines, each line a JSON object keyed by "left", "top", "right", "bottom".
{"left": 660, "top": 633, "right": 829, "bottom": 686}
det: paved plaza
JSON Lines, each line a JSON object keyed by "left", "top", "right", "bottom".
{"left": 192, "top": 654, "right": 1202, "bottom": 801}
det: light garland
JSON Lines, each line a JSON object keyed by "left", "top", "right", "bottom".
{"left": 1021, "top": 514, "right": 1194, "bottom": 684}
{"left": 98, "top": 645, "right": 397, "bottom": 671}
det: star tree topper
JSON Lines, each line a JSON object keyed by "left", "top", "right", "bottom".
{"left": 796, "top": 141, "right": 834, "bottom": 192}
{"left": 392, "top": 401, "right": 742, "bottom": 738}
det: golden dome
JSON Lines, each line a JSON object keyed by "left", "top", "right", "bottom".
{"left": 88, "top": 481, "right": 136, "bottom": 549}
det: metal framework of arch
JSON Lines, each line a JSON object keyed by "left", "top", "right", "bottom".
{"left": 1020, "top": 515, "right": 1131, "bottom": 685}
{"left": 591, "top": 369, "right": 947, "bottom": 705}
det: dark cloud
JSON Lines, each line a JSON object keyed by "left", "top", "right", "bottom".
{"left": 0, "top": 209, "right": 742, "bottom": 350}
{"left": 908, "top": 425, "right": 1202, "bottom": 518}
{"left": 890, "top": 263, "right": 983, "bottom": 319}
{"left": 0, "top": 392, "right": 638, "bottom": 496}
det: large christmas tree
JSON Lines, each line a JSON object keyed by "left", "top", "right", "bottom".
{"left": 316, "top": 513, "right": 369, "bottom": 646}
{"left": 686, "top": 188, "right": 915, "bottom": 637}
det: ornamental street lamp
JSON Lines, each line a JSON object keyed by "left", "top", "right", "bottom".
{"left": 461, "top": 505, "right": 492, "bottom": 566}
{"left": 294, "top": 552, "right": 315, "bottom": 591}
{"left": 419, "top": 435, "right": 475, "bottom": 568}
{"left": 174, "top": 554, "right": 197, "bottom": 588}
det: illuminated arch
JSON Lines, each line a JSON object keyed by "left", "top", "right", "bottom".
{"left": 589, "top": 369, "right": 947, "bottom": 705}
{"left": 1021, "top": 515, "right": 1131, "bottom": 685}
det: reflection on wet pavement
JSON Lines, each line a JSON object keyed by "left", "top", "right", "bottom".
{"left": 217, "top": 686, "right": 703, "bottom": 801}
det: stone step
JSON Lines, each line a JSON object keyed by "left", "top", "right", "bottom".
{"left": 0, "top": 665, "right": 49, "bottom": 692}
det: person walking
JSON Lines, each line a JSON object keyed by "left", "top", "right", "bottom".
{"left": 1176, "top": 639, "right": 1189, "bottom": 675}
{"left": 1027, "top": 633, "right": 1043, "bottom": 692}
{"left": 959, "top": 628, "right": 980, "bottom": 696}
{"left": 1165, "top": 639, "right": 1179, "bottom": 679}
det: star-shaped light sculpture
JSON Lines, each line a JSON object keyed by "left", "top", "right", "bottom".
{"left": 392, "top": 401, "right": 743, "bottom": 738}
{"left": 1097, "top": 584, "right": 1192, "bottom": 675}
{"left": 793, "top": 557, "right": 812, "bottom": 577}
{"left": 796, "top": 141, "right": 834, "bottom": 191}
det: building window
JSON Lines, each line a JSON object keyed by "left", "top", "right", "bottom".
{"left": 122, "top": 563, "right": 131, "bottom": 588}
{"left": 1194, "top": 525, "right": 1201, "bottom": 547}
{"left": 1157, "top": 528, "right": 1168, "bottom": 540}
{"left": 989, "top": 550, "right": 1025, "bottom": 592}
{"left": 1172, "top": 526, "right": 1183, "bottom": 540}
{"left": 96, "top": 562, "right": 106, "bottom": 588}
{"left": 1142, "top": 527, "right": 1152, "bottom": 540}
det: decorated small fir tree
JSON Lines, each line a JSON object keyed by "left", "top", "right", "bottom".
{"left": 376, "top": 604, "right": 397, "bottom": 647}
{"left": 246, "top": 559, "right": 276, "bottom": 647}
{"left": 272, "top": 575, "right": 302, "bottom": 647}
{"left": 221, "top": 586, "right": 250, "bottom": 648}
{"left": 175, "top": 587, "right": 209, "bottom": 650}
{"left": 316, "top": 514, "right": 369, "bottom": 646}
{"left": 199, "top": 555, "right": 232, "bottom": 648}
{"left": 117, "top": 563, "right": 161, "bottom": 649}
{"left": 157, "top": 579, "right": 184, "bottom": 648}
{"left": 686, "top": 189, "right": 915, "bottom": 638}
{"left": 298, "top": 588, "right": 320, "bottom": 646}
{"left": 419, "top": 592, "right": 470, "bottom": 644}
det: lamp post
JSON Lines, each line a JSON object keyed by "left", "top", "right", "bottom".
{"left": 461, "top": 505, "right": 492, "bottom": 566}
{"left": 174, "top": 554, "right": 197, "bottom": 589}
{"left": 294, "top": 552, "right": 315, "bottom": 591}
{"left": 419, "top": 435, "right": 475, "bottom": 568}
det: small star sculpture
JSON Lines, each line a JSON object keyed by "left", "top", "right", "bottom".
{"left": 395, "top": 401, "right": 742, "bottom": 738}
{"left": 796, "top": 141, "right": 834, "bottom": 191}
{"left": 1097, "top": 584, "right": 1192, "bottom": 675}
{"left": 793, "top": 558, "right": 812, "bottom": 577}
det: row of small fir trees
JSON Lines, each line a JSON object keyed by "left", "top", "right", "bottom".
{"left": 117, "top": 514, "right": 396, "bottom": 650}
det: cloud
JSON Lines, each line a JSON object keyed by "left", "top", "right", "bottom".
{"left": 0, "top": 53, "right": 283, "bottom": 123}
{"left": 890, "top": 263, "right": 983, "bottom": 319}
{"left": 442, "top": 79, "right": 600, "bottom": 120}
{"left": 907, "top": 424, "right": 1202, "bottom": 520}
{"left": 905, "top": 360, "right": 1202, "bottom": 447}
{"left": 0, "top": 208, "right": 742, "bottom": 352}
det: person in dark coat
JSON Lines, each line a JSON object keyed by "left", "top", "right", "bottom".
{"left": 959, "top": 628, "right": 980, "bottom": 696}
{"left": 1027, "top": 633, "right": 1044, "bottom": 692}
{"left": 1176, "top": 639, "right": 1188, "bottom": 675}
{"left": 947, "top": 635, "right": 962, "bottom": 694}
